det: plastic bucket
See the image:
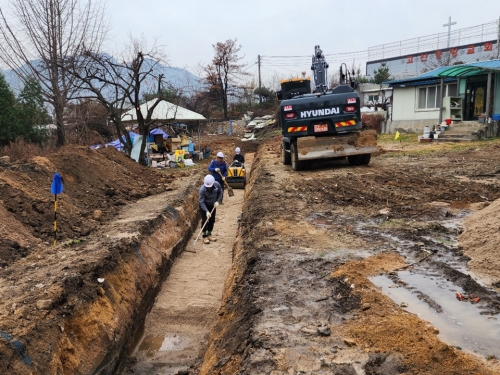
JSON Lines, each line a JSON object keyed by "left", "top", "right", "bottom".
{"left": 445, "top": 118, "right": 452, "bottom": 125}
{"left": 423, "top": 126, "right": 430, "bottom": 139}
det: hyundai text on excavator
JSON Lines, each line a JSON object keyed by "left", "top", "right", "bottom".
{"left": 278, "top": 45, "right": 377, "bottom": 171}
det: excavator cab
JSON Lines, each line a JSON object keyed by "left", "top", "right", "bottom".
{"left": 276, "top": 77, "right": 311, "bottom": 100}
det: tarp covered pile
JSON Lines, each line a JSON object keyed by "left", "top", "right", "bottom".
{"left": 242, "top": 114, "right": 276, "bottom": 142}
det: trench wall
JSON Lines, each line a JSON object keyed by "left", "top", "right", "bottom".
{"left": 2, "top": 184, "right": 201, "bottom": 375}
{"left": 199, "top": 143, "right": 270, "bottom": 375}
{"left": 76, "top": 188, "right": 200, "bottom": 375}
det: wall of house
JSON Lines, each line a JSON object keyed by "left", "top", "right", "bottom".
{"left": 387, "top": 86, "right": 440, "bottom": 133}
{"left": 494, "top": 74, "right": 500, "bottom": 115}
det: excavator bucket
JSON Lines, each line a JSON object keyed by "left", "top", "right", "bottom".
{"left": 296, "top": 130, "right": 378, "bottom": 161}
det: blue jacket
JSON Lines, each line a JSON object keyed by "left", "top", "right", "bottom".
{"left": 208, "top": 160, "right": 228, "bottom": 184}
{"left": 199, "top": 181, "right": 222, "bottom": 212}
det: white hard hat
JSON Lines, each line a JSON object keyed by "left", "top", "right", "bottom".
{"left": 235, "top": 147, "right": 241, "bottom": 153}
{"left": 204, "top": 175, "right": 215, "bottom": 187}
{"left": 216, "top": 151, "right": 224, "bottom": 158}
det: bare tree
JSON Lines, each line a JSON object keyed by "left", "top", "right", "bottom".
{"left": 65, "top": 99, "right": 110, "bottom": 145}
{"left": 264, "top": 72, "right": 287, "bottom": 93}
{"left": 65, "top": 37, "right": 173, "bottom": 164}
{"left": 0, "top": 0, "right": 108, "bottom": 146}
{"left": 204, "top": 38, "right": 248, "bottom": 118}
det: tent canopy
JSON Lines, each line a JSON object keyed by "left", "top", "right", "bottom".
{"left": 121, "top": 99, "right": 206, "bottom": 122}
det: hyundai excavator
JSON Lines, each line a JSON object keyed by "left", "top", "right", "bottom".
{"left": 278, "top": 45, "right": 377, "bottom": 171}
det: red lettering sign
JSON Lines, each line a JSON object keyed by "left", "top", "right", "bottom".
{"left": 407, "top": 56, "right": 413, "bottom": 64}
{"left": 484, "top": 42, "right": 493, "bottom": 51}
{"left": 450, "top": 48, "right": 458, "bottom": 57}
{"left": 467, "top": 45, "right": 475, "bottom": 54}
{"left": 420, "top": 53, "right": 428, "bottom": 62}
{"left": 435, "top": 50, "right": 443, "bottom": 59}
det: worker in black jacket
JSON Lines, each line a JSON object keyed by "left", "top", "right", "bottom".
{"left": 199, "top": 175, "right": 222, "bottom": 244}
{"left": 233, "top": 147, "right": 245, "bottom": 164}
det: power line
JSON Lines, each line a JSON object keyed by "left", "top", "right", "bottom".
{"left": 258, "top": 18, "right": 500, "bottom": 75}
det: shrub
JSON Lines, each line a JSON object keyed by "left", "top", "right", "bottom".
{"left": 0, "top": 137, "right": 55, "bottom": 163}
{"left": 362, "top": 113, "right": 385, "bottom": 132}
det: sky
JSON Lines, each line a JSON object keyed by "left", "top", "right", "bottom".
{"left": 2, "top": 0, "right": 499, "bottom": 87}
{"left": 103, "top": 0, "right": 499, "bottom": 85}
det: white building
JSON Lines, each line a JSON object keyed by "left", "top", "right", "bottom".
{"left": 359, "top": 83, "right": 392, "bottom": 108}
{"left": 384, "top": 60, "right": 500, "bottom": 134}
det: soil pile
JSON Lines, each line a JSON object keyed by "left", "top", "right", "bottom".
{"left": 460, "top": 198, "right": 500, "bottom": 286}
{"left": 0, "top": 146, "right": 172, "bottom": 267}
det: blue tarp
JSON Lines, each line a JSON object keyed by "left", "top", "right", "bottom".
{"left": 105, "top": 129, "right": 168, "bottom": 152}
{"left": 150, "top": 128, "right": 169, "bottom": 138}
{"left": 105, "top": 132, "right": 139, "bottom": 151}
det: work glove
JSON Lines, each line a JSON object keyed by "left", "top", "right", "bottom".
{"left": 206, "top": 211, "right": 211, "bottom": 219}
{"left": 215, "top": 168, "right": 220, "bottom": 173}
{"left": 214, "top": 202, "right": 219, "bottom": 208}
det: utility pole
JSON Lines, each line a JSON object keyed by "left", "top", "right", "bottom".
{"left": 496, "top": 16, "right": 500, "bottom": 59}
{"left": 258, "top": 55, "right": 262, "bottom": 108}
{"left": 443, "top": 16, "right": 457, "bottom": 49}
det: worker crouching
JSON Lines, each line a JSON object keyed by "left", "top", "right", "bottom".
{"left": 199, "top": 175, "right": 222, "bottom": 244}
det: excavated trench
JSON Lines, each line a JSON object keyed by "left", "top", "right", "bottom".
{"left": 122, "top": 174, "right": 249, "bottom": 374}
{"left": 6, "top": 142, "right": 500, "bottom": 375}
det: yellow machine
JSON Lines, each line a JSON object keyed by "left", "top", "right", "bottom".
{"left": 226, "top": 161, "right": 246, "bottom": 189}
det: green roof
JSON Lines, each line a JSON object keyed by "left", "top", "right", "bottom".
{"left": 437, "top": 60, "right": 500, "bottom": 77}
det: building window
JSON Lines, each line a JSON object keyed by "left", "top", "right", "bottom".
{"left": 418, "top": 83, "right": 458, "bottom": 110}
{"left": 417, "top": 83, "right": 457, "bottom": 109}
{"left": 368, "top": 95, "right": 379, "bottom": 102}
{"left": 418, "top": 86, "right": 439, "bottom": 109}
{"left": 447, "top": 83, "right": 457, "bottom": 96}
{"left": 426, "top": 86, "right": 437, "bottom": 108}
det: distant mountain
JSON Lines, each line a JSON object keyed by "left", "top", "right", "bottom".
{"left": 1, "top": 58, "right": 204, "bottom": 97}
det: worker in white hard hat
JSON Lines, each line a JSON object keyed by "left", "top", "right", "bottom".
{"left": 208, "top": 151, "right": 228, "bottom": 203}
{"left": 199, "top": 175, "right": 222, "bottom": 244}
{"left": 233, "top": 147, "right": 245, "bottom": 164}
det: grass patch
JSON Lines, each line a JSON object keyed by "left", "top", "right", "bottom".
{"left": 63, "top": 239, "right": 82, "bottom": 247}
{"left": 378, "top": 134, "right": 500, "bottom": 158}
{"left": 379, "top": 219, "right": 406, "bottom": 229}
{"left": 378, "top": 133, "right": 419, "bottom": 143}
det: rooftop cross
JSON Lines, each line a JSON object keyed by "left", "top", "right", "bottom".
{"left": 443, "top": 16, "right": 457, "bottom": 49}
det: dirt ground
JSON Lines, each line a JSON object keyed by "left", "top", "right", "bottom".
{"left": 200, "top": 140, "right": 500, "bottom": 375}
{"left": 2, "top": 135, "right": 500, "bottom": 374}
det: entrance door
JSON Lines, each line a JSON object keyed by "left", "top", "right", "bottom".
{"left": 465, "top": 82, "right": 487, "bottom": 120}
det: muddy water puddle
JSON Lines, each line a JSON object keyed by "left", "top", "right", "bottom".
{"left": 371, "top": 271, "right": 500, "bottom": 359}
{"left": 310, "top": 212, "right": 470, "bottom": 271}
{"left": 136, "top": 333, "right": 190, "bottom": 357}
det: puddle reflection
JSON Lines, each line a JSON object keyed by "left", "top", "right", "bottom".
{"left": 370, "top": 272, "right": 500, "bottom": 359}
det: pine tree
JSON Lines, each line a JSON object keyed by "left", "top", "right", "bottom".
{"left": 372, "top": 62, "right": 393, "bottom": 84}
{"left": 17, "top": 77, "right": 50, "bottom": 145}
{"left": 0, "top": 72, "right": 19, "bottom": 146}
